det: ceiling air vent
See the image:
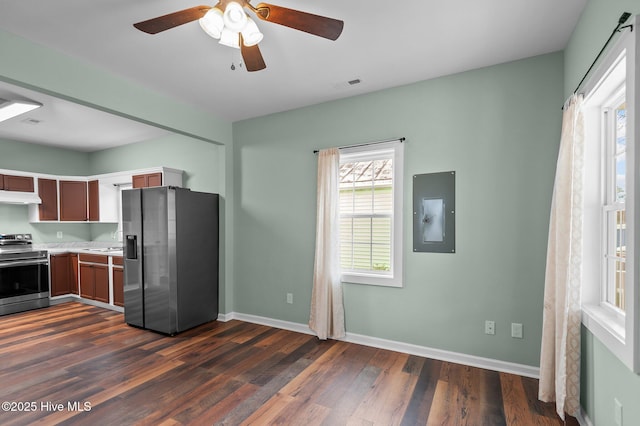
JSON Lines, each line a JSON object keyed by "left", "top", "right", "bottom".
{"left": 21, "top": 118, "right": 42, "bottom": 125}
{"left": 333, "top": 77, "right": 362, "bottom": 90}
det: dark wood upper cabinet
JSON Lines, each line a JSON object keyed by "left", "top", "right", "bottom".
{"left": 3, "top": 174, "right": 34, "bottom": 192}
{"left": 88, "top": 180, "right": 99, "bottom": 221}
{"left": 147, "top": 173, "right": 162, "bottom": 187}
{"left": 132, "top": 172, "right": 162, "bottom": 188}
{"left": 38, "top": 178, "right": 58, "bottom": 221}
{"left": 59, "top": 180, "right": 87, "bottom": 221}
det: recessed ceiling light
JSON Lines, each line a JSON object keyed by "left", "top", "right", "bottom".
{"left": 0, "top": 99, "right": 42, "bottom": 123}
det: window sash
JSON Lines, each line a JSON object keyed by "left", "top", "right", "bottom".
{"left": 602, "top": 89, "right": 627, "bottom": 313}
{"left": 339, "top": 154, "right": 394, "bottom": 275}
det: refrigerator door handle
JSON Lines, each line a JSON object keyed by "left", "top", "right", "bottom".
{"left": 126, "top": 235, "right": 138, "bottom": 260}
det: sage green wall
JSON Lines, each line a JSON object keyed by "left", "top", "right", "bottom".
{"left": 0, "top": 138, "right": 90, "bottom": 175}
{"left": 233, "top": 51, "right": 563, "bottom": 366}
{"left": 565, "top": 1, "right": 640, "bottom": 425}
{"left": 89, "top": 133, "right": 225, "bottom": 193}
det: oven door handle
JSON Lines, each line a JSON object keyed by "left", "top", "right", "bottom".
{"left": 0, "top": 258, "right": 49, "bottom": 268}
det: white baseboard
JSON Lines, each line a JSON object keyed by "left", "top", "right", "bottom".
{"left": 50, "top": 295, "right": 124, "bottom": 313}
{"left": 577, "top": 408, "right": 593, "bottom": 426}
{"left": 220, "top": 311, "right": 540, "bottom": 379}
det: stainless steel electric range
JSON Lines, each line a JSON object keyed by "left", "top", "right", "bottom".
{"left": 0, "top": 234, "right": 49, "bottom": 315}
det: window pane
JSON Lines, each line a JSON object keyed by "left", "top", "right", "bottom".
{"left": 616, "top": 155, "right": 626, "bottom": 202}
{"left": 340, "top": 189, "right": 354, "bottom": 215}
{"left": 340, "top": 217, "right": 354, "bottom": 269}
{"left": 353, "top": 188, "right": 373, "bottom": 214}
{"left": 616, "top": 103, "right": 626, "bottom": 152}
{"left": 372, "top": 217, "right": 391, "bottom": 271}
{"left": 605, "top": 208, "right": 626, "bottom": 311}
{"left": 607, "top": 258, "right": 626, "bottom": 311}
{"left": 373, "top": 186, "right": 392, "bottom": 214}
{"left": 353, "top": 217, "right": 372, "bottom": 243}
{"left": 616, "top": 210, "right": 626, "bottom": 258}
{"left": 615, "top": 260, "right": 625, "bottom": 311}
{"left": 352, "top": 243, "right": 371, "bottom": 270}
{"left": 615, "top": 102, "right": 627, "bottom": 202}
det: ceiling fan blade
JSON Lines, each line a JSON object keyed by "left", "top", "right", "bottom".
{"left": 133, "top": 5, "right": 212, "bottom": 34}
{"left": 254, "top": 3, "right": 343, "bottom": 41}
{"left": 240, "top": 35, "right": 267, "bottom": 72}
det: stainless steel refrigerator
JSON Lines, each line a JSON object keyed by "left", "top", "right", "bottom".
{"left": 122, "top": 186, "right": 219, "bottom": 335}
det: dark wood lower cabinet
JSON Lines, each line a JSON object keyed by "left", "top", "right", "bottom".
{"left": 79, "top": 263, "right": 94, "bottom": 299}
{"left": 112, "top": 267, "right": 124, "bottom": 307}
{"left": 79, "top": 254, "right": 109, "bottom": 303}
{"left": 70, "top": 253, "right": 79, "bottom": 295}
{"left": 79, "top": 264, "right": 109, "bottom": 303}
{"left": 51, "top": 252, "right": 119, "bottom": 305}
{"left": 112, "top": 255, "right": 124, "bottom": 307}
{"left": 93, "top": 265, "right": 109, "bottom": 303}
{"left": 50, "top": 253, "right": 71, "bottom": 297}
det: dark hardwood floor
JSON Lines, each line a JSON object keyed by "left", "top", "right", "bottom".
{"left": 0, "top": 302, "right": 578, "bottom": 425}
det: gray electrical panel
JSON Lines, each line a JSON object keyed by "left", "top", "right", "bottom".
{"left": 413, "top": 171, "right": 455, "bottom": 253}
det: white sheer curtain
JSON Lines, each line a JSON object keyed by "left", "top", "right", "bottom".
{"left": 309, "top": 148, "right": 346, "bottom": 340}
{"left": 539, "top": 94, "right": 584, "bottom": 419}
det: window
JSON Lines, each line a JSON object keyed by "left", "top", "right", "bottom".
{"left": 339, "top": 141, "right": 404, "bottom": 287}
{"left": 582, "top": 19, "right": 639, "bottom": 372}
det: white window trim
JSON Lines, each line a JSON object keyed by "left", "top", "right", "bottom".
{"left": 582, "top": 17, "right": 640, "bottom": 373}
{"left": 340, "top": 140, "right": 404, "bottom": 287}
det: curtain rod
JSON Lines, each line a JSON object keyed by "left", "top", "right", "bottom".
{"left": 570, "top": 12, "right": 633, "bottom": 99}
{"left": 313, "top": 137, "right": 405, "bottom": 154}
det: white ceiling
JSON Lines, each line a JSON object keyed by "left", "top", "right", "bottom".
{"left": 0, "top": 81, "right": 169, "bottom": 151}
{"left": 0, "top": 0, "right": 587, "bottom": 151}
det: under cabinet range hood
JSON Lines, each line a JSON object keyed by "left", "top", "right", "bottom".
{"left": 0, "top": 190, "right": 42, "bottom": 204}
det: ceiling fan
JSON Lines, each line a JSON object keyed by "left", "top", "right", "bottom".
{"left": 133, "top": 0, "right": 344, "bottom": 72}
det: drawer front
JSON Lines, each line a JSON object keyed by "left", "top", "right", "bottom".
{"left": 112, "top": 256, "right": 123, "bottom": 266}
{"left": 78, "top": 253, "right": 109, "bottom": 264}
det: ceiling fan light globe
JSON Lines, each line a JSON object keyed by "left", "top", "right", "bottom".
{"left": 241, "top": 18, "right": 263, "bottom": 46}
{"left": 223, "top": 2, "right": 248, "bottom": 32}
{"left": 219, "top": 27, "right": 241, "bottom": 49}
{"left": 199, "top": 8, "right": 224, "bottom": 39}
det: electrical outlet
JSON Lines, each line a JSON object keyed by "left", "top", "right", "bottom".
{"left": 614, "top": 398, "right": 623, "bottom": 426}
{"left": 56, "top": 231, "right": 63, "bottom": 239}
{"left": 511, "top": 323, "right": 523, "bottom": 339}
{"left": 485, "top": 320, "right": 495, "bottom": 335}
{"left": 286, "top": 293, "right": 293, "bottom": 304}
